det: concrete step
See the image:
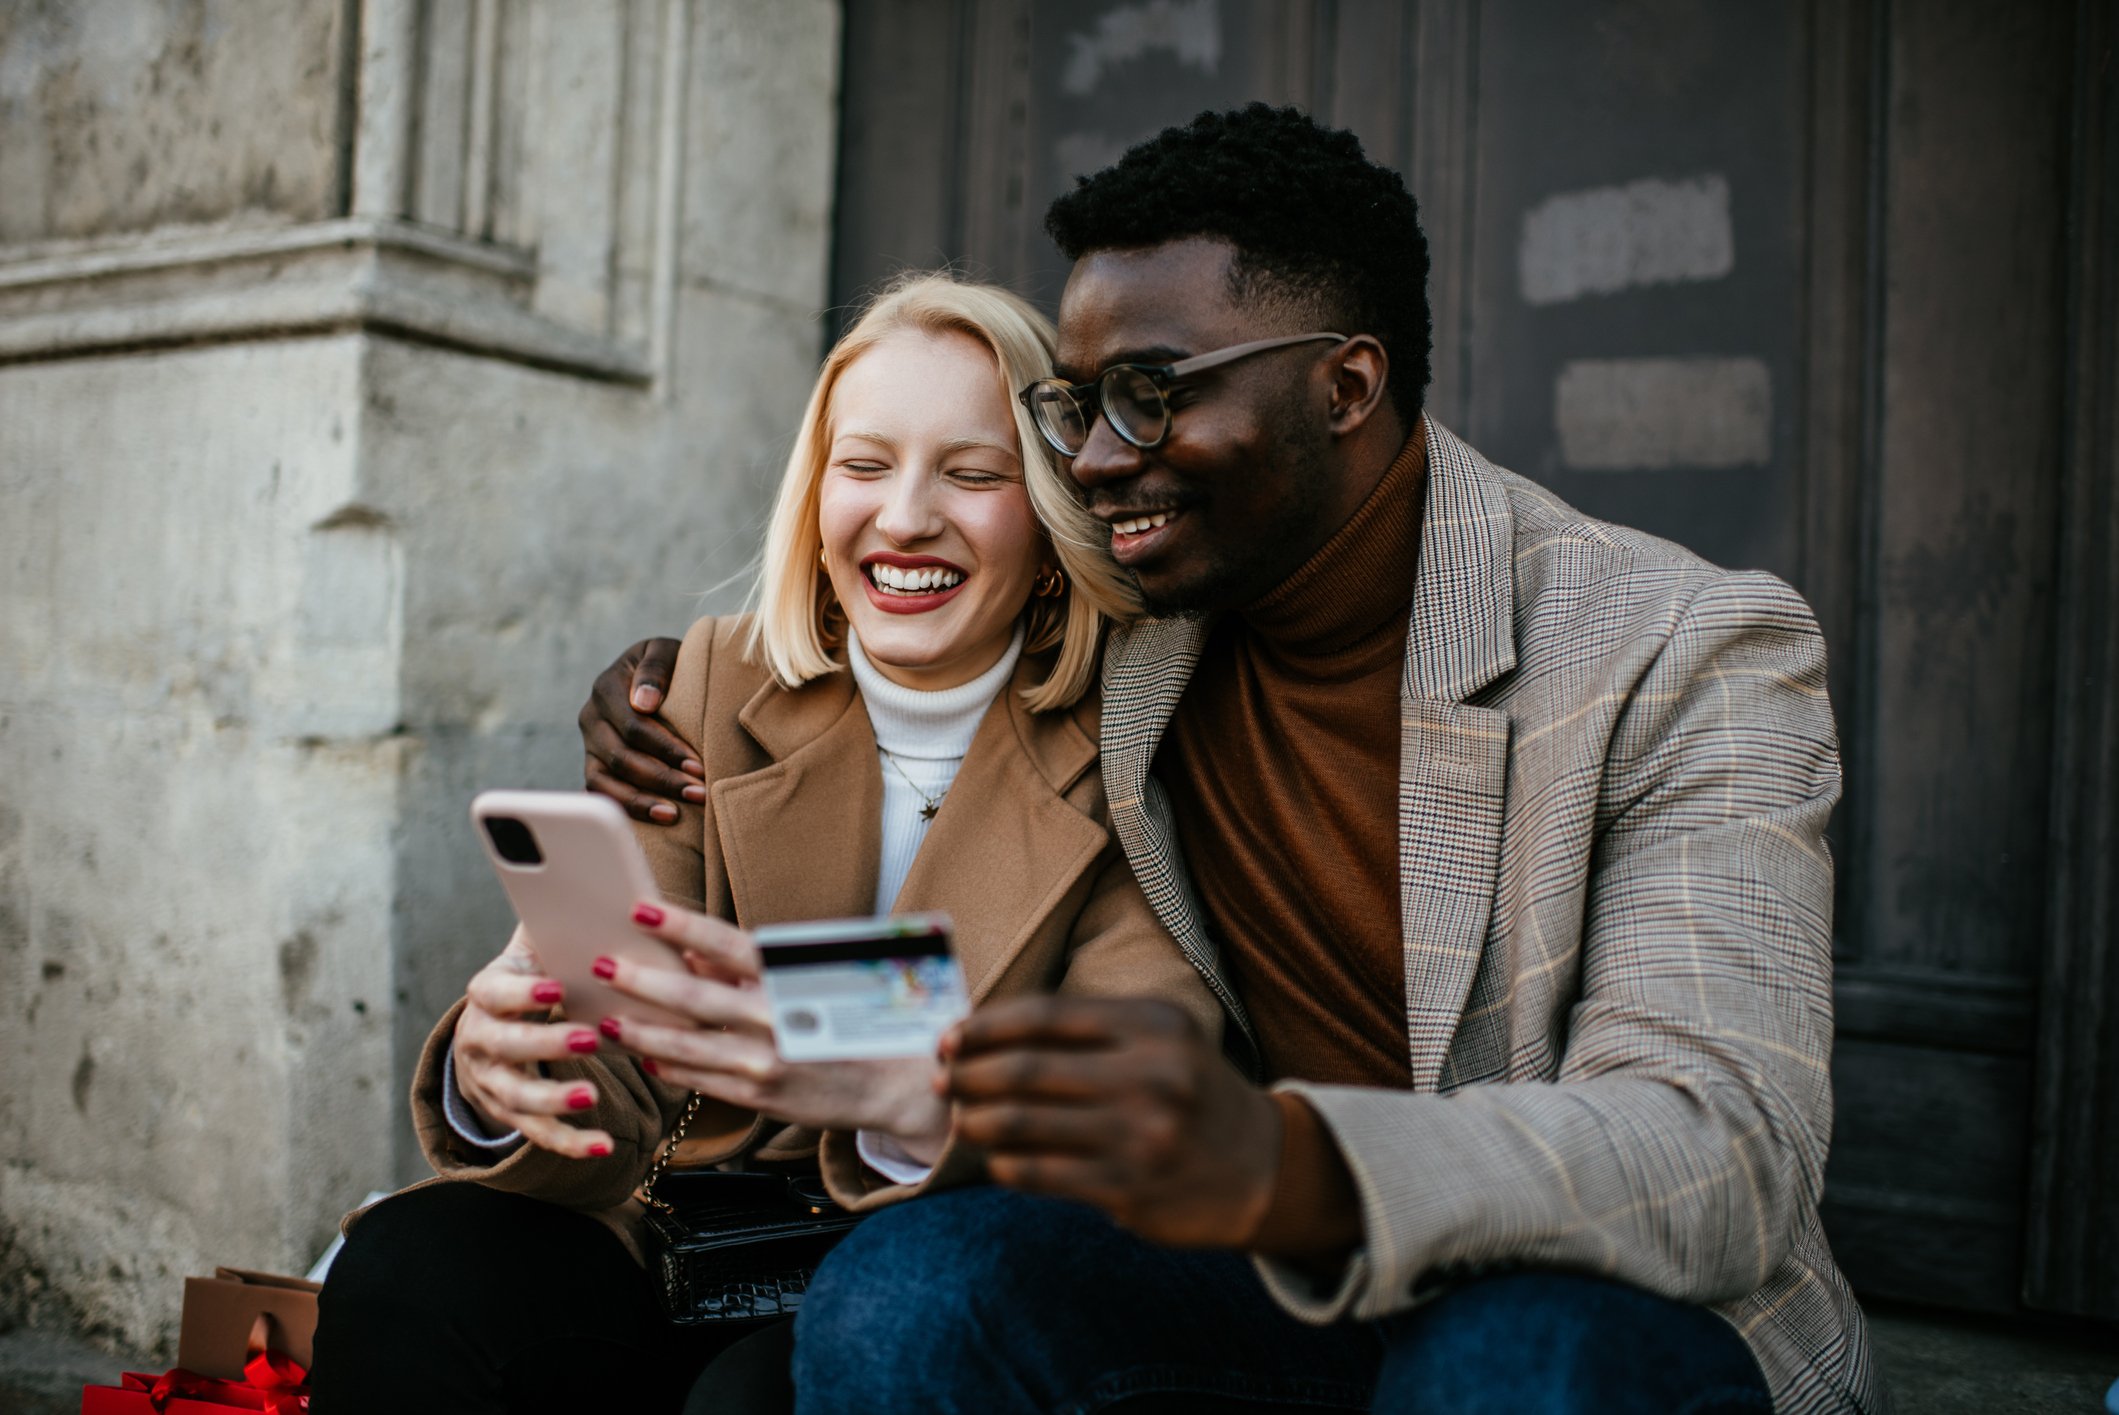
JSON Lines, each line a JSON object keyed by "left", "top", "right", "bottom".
{"left": 1868, "top": 1301, "right": 2118, "bottom": 1414}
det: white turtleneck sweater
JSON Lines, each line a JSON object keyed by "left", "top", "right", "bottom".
{"left": 840, "top": 625, "right": 1022, "bottom": 1182}
{"left": 446, "top": 625, "right": 1026, "bottom": 1188}
{"left": 848, "top": 624, "right": 1023, "bottom": 913}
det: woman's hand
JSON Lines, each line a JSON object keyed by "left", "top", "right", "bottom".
{"left": 598, "top": 903, "right": 952, "bottom": 1161}
{"left": 450, "top": 928, "right": 615, "bottom": 1160}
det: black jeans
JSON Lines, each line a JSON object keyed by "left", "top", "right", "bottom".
{"left": 311, "top": 1181, "right": 789, "bottom": 1414}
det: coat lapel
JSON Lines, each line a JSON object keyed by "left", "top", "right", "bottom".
{"left": 712, "top": 672, "right": 883, "bottom": 927}
{"left": 714, "top": 657, "right": 1110, "bottom": 996}
{"left": 892, "top": 674, "right": 1104, "bottom": 1002}
{"left": 1398, "top": 417, "right": 1517, "bottom": 1090}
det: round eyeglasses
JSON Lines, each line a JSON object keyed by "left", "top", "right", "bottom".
{"left": 1017, "top": 332, "right": 1346, "bottom": 457}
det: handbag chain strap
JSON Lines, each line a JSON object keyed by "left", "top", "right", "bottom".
{"left": 640, "top": 1089, "right": 703, "bottom": 1217}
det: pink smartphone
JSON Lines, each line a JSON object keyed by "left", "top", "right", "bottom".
{"left": 470, "top": 789, "right": 693, "bottom": 1031}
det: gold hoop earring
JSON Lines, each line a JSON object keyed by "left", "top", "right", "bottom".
{"left": 1032, "top": 565, "right": 1066, "bottom": 598}
{"left": 818, "top": 547, "right": 829, "bottom": 570}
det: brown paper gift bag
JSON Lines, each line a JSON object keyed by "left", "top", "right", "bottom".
{"left": 176, "top": 1268, "right": 321, "bottom": 1381}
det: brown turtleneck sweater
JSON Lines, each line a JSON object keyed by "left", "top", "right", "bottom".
{"left": 1156, "top": 426, "right": 1427, "bottom": 1256}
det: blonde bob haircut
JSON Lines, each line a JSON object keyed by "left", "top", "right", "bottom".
{"left": 747, "top": 271, "right": 1139, "bottom": 713}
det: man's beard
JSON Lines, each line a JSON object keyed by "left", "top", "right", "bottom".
{"left": 1131, "top": 555, "right": 1242, "bottom": 619}
{"left": 1133, "top": 575, "right": 1214, "bottom": 620}
{"left": 1130, "top": 422, "right": 1336, "bottom": 619}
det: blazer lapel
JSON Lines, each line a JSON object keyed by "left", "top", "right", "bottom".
{"left": 1095, "top": 419, "right": 1518, "bottom": 1084}
{"left": 893, "top": 670, "right": 1104, "bottom": 1002}
{"left": 1099, "top": 616, "right": 1261, "bottom": 1061}
{"left": 712, "top": 672, "right": 883, "bottom": 927}
{"left": 1399, "top": 417, "right": 1517, "bottom": 1090}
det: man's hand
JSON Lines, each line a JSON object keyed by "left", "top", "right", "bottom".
{"left": 940, "top": 997, "right": 1283, "bottom": 1246}
{"left": 579, "top": 636, "right": 698, "bottom": 824}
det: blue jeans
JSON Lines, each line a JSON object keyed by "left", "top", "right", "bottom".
{"left": 791, "top": 1188, "right": 1771, "bottom": 1415}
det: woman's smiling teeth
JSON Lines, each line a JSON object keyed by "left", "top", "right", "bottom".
{"left": 1111, "top": 512, "right": 1172, "bottom": 536}
{"left": 867, "top": 563, "right": 966, "bottom": 595}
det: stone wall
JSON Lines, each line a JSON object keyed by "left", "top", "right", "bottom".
{"left": 0, "top": 0, "right": 840, "bottom": 1355}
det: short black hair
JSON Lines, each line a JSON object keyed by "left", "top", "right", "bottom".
{"left": 1045, "top": 103, "right": 1431, "bottom": 429}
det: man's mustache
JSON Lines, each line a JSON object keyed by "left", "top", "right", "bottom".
{"left": 1080, "top": 492, "right": 1198, "bottom": 520}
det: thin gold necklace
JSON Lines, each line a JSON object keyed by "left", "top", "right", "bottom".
{"left": 878, "top": 746, "right": 945, "bottom": 821}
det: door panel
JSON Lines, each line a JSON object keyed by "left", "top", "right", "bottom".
{"left": 1463, "top": 0, "right": 1807, "bottom": 582}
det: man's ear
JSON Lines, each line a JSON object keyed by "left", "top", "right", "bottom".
{"left": 1324, "top": 336, "right": 1390, "bottom": 437}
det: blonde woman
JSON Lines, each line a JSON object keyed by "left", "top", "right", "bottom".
{"left": 312, "top": 275, "right": 1219, "bottom": 1414}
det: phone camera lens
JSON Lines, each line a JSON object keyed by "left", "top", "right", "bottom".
{"left": 483, "top": 816, "right": 543, "bottom": 866}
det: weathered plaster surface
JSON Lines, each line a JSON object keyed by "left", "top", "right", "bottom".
{"left": 1518, "top": 173, "right": 1736, "bottom": 306}
{"left": 0, "top": 339, "right": 398, "bottom": 1348}
{"left": 0, "top": 0, "right": 840, "bottom": 1355}
{"left": 0, "top": 0, "right": 347, "bottom": 247}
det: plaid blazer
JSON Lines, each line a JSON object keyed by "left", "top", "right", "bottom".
{"left": 1099, "top": 419, "right": 1883, "bottom": 1414}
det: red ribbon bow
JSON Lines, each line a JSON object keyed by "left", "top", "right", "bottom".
{"left": 142, "top": 1313, "right": 310, "bottom": 1413}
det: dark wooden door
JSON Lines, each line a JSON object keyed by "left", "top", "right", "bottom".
{"left": 834, "top": 0, "right": 2119, "bottom": 1321}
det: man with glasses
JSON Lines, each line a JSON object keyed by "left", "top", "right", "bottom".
{"left": 584, "top": 104, "right": 1879, "bottom": 1414}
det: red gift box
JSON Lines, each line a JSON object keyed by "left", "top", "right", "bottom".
{"left": 82, "top": 1370, "right": 272, "bottom": 1413}
{"left": 81, "top": 1328, "right": 309, "bottom": 1413}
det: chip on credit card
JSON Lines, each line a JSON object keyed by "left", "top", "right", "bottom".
{"left": 753, "top": 912, "right": 969, "bottom": 1062}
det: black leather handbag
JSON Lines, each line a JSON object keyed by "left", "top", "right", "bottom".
{"left": 640, "top": 1094, "right": 866, "bottom": 1327}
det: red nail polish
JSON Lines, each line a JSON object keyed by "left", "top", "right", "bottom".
{"left": 588, "top": 1141, "right": 612, "bottom": 1157}
{"left": 632, "top": 903, "right": 665, "bottom": 928}
{"left": 567, "top": 1030, "right": 599, "bottom": 1054}
{"left": 566, "top": 1086, "right": 595, "bottom": 1111}
{"left": 598, "top": 1016, "right": 623, "bottom": 1040}
{"left": 641, "top": 1057, "right": 660, "bottom": 1077}
{"left": 532, "top": 981, "right": 564, "bottom": 1005}
{"left": 592, "top": 957, "right": 617, "bottom": 980}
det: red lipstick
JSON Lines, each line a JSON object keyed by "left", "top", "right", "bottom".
{"left": 857, "top": 551, "right": 971, "bottom": 614}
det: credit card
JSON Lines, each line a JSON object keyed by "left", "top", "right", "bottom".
{"left": 753, "top": 912, "right": 968, "bottom": 1062}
